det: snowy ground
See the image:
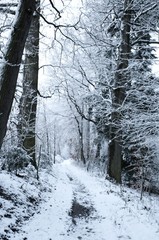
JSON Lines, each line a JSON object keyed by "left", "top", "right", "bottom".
{"left": 1, "top": 158, "right": 159, "bottom": 240}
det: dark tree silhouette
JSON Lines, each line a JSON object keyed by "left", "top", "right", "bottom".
{"left": 0, "top": 0, "right": 35, "bottom": 148}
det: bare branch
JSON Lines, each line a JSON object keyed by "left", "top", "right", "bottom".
{"left": 0, "top": 3, "right": 18, "bottom": 7}
{"left": 65, "top": 86, "right": 96, "bottom": 124}
{"left": 134, "top": 3, "right": 157, "bottom": 22}
{"left": 49, "top": 0, "right": 61, "bottom": 21}
{"left": 37, "top": 90, "right": 53, "bottom": 98}
{"left": 0, "top": 8, "right": 15, "bottom": 15}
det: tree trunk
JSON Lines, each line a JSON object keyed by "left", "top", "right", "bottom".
{"left": 108, "top": 0, "right": 132, "bottom": 183}
{"left": 86, "top": 106, "right": 92, "bottom": 160}
{"left": 0, "top": 0, "right": 35, "bottom": 149}
{"left": 18, "top": 0, "right": 39, "bottom": 168}
{"left": 53, "top": 127, "right": 56, "bottom": 164}
{"left": 80, "top": 114, "right": 86, "bottom": 164}
{"left": 95, "top": 141, "right": 101, "bottom": 159}
{"left": 80, "top": 103, "right": 86, "bottom": 164}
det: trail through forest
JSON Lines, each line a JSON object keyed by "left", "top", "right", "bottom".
{"left": 12, "top": 159, "right": 159, "bottom": 240}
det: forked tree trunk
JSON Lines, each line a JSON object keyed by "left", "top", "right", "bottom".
{"left": 0, "top": 0, "right": 35, "bottom": 149}
{"left": 108, "top": 0, "right": 132, "bottom": 183}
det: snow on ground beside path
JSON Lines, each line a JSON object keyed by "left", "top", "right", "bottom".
{"left": 63, "top": 159, "right": 159, "bottom": 240}
{"left": 12, "top": 163, "right": 74, "bottom": 240}
{"left": 0, "top": 167, "right": 54, "bottom": 239}
{"left": 1, "top": 158, "right": 159, "bottom": 240}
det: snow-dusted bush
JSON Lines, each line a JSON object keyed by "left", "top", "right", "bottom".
{"left": 121, "top": 73, "right": 159, "bottom": 192}
{"left": 0, "top": 146, "right": 31, "bottom": 174}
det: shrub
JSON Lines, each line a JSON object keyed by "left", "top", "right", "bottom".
{"left": 1, "top": 147, "right": 31, "bottom": 174}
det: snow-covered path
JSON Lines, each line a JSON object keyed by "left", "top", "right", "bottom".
{"left": 13, "top": 159, "right": 159, "bottom": 240}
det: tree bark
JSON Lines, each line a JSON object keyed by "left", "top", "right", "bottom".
{"left": 0, "top": 0, "right": 35, "bottom": 149}
{"left": 80, "top": 103, "right": 86, "bottom": 164}
{"left": 18, "top": 0, "right": 39, "bottom": 168}
{"left": 86, "top": 106, "right": 92, "bottom": 160}
{"left": 108, "top": 0, "right": 132, "bottom": 183}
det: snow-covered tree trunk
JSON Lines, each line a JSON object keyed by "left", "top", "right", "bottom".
{"left": 0, "top": 0, "right": 35, "bottom": 149}
{"left": 80, "top": 115, "right": 86, "bottom": 164}
{"left": 86, "top": 106, "right": 92, "bottom": 160}
{"left": 108, "top": 0, "right": 132, "bottom": 183}
{"left": 18, "top": 0, "right": 39, "bottom": 168}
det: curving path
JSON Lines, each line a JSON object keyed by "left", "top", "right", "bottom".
{"left": 13, "top": 159, "right": 159, "bottom": 240}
